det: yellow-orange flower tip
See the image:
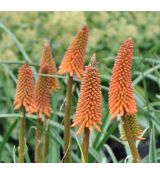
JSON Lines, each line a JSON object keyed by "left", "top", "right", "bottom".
{"left": 14, "top": 64, "right": 35, "bottom": 113}
{"left": 58, "top": 25, "right": 89, "bottom": 80}
{"left": 120, "top": 115, "right": 145, "bottom": 141}
{"left": 72, "top": 54, "right": 102, "bottom": 135}
{"left": 35, "top": 64, "right": 53, "bottom": 119}
{"left": 109, "top": 38, "right": 137, "bottom": 120}
{"left": 40, "top": 41, "right": 60, "bottom": 91}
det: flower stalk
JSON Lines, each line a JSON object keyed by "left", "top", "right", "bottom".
{"left": 35, "top": 118, "right": 42, "bottom": 163}
{"left": 14, "top": 64, "right": 35, "bottom": 163}
{"left": 18, "top": 107, "right": 26, "bottom": 163}
{"left": 108, "top": 38, "right": 144, "bottom": 163}
{"left": 82, "top": 127, "right": 90, "bottom": 163}
{"left": 72, "top": 54, "right": 102, "bottom": 163}
{"left": 58, "top": 26, "right": 89, "bottom": 162}
{"left": 64, "top": 75, "right": 73, "bottom": 163}
{"left": 122, "top": 114, "right": 141, "bottom": 163}
{"left": 34, "top": 42, "right": 59, "bottom": 162}
{"left": 42, "top": 118, "right": 50, "bottom": 163}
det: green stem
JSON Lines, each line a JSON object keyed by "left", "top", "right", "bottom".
{"left": 0, "top": 61, "right": 39, "bottom": 67}
{"left": 122, "top": 115, "right": 141, "bottom": 163}
{"left": 18, "top": 108, "right": 26, "bottom": 163}
{"left": 35, "top": 118, "right": 42, "bottom": 163}
{"left": 42, "top": 117, "right": 50, "bottom": 163}
{"left": 82, "top": 127, "right": 90, "bottom": 163}
{"left": 64, "top": 75, "right": 73, "bottom": 163}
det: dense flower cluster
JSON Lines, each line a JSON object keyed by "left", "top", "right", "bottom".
{"left": 40, "top": 42, "right": 59, "bottom": 91}
{"left": 14, "top": 64, "right": 35, "bottom": 113}
{"left": 34, "top": 64, "right": 53, "bottom": 118}
{"left": 34, "top": 43, "right": 59, "bottom": 118}
{"left": 58, "top": 26, "right": 89, "bottom": 79}
{"left": 72, "top": 56, "right": 102, "bottom": 134}
{"left": 109, "top": 38, "right": 137, "bottom": 120}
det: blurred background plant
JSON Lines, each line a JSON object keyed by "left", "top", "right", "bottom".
{"left": 0, "top": 12, "right": 160, "bottom": 163}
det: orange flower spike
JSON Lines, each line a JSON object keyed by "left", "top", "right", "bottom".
{"left": 14, "top": 64, "right": 35, "bottom": 113}
{"left": 35, "top": 64, "right": 53, "bottom": 119}
{"left": 109, "top": 38, "right": 137, "bottom": 120}
{"left": 58, "top": 26, "right": 89, "bottom": 79}
{"left": 72, "top": 54, "right": 102, "bottom": 134}
{"left": 40, "top": 42, "right": 59, "bottom": 91}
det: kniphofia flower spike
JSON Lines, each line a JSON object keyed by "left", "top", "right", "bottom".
{"left": 58, "top": 26, "right": 89, "bottom": 79}
{"left": 72, "top": 54, "right": 102, "bottom": 134}
{"left": 35, "top": 64, "right": 53, "bottom": 118}
{"left": 109, "top": 38, "right": 144, "bottom": 141}
{"left": 109, "top": 38, "right": 137, "bottom": 120}
{"left": 35, "top": 42, "right": 59, "bottom": 118}
{"left": 14, "top": 64, "right": 35, "bottom": 113}
{"left": 40, "top": 42, "right": 59, "bottom": 91}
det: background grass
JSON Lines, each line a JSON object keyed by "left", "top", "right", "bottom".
{"left": 0, "top": 12, "right": 160, "bottom": 163}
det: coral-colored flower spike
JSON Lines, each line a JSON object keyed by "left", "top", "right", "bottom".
{"left": 14, "top": 64, "right": 35, "bottom": 113}
{"left": 58, "top": 26, "right": 89, "bottom": 79}
{"left": 34, "top": 42, "right": 59, "bottom": 118}
{"left": 109, "top": 38, "right": 137, "bottom": 120}
{"left": 40, "top": 42, "right": 59, "bottom": 91}
{"left": 35, "top": 64, "right": 53, "bottom": 118}
{"left": 72, "top": 54, "right": 102, "bottom": 135}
